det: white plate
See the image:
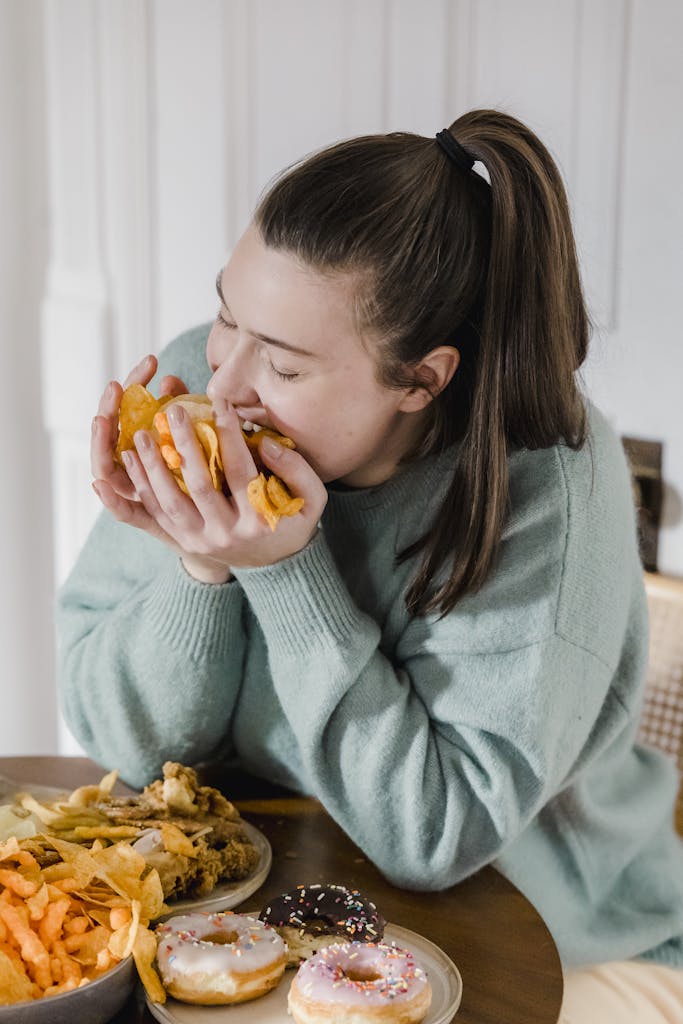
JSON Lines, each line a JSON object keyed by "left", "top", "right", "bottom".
{"left": 0, "top": 778, "right": 272, "bottom": 918}
{"left": 145, "top": 922, "right": 463, "bottom": 1024}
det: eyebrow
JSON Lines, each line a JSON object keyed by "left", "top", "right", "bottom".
{"left": 215, "top": 270, "right": 319, "bottom": 359}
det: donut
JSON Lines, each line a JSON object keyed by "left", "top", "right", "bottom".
{"left": 155, "top": 911, "right": 287, "bottom": 1004}
{"left": 288, "top": 941, "right": 432, "bottom": 1024}
{"left": 259, "top": 883, "right": 386, "bottom": 965}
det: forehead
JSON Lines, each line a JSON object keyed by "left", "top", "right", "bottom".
{"left": 221, "top": 226, "right": 369, "bottom": 356}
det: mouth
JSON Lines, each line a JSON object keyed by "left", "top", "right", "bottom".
{"left": 240, "top": 419, "right": 267, "bottom": 436}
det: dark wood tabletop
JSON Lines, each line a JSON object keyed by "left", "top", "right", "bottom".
{"left": 1, "top": 756, "right": 563, "bottom": 1024}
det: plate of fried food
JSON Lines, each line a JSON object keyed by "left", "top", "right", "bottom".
{"left": 2, "top": 762, "right": 272, "bottom": 914}
{"left": 0, "top": 762, "right": 272, "bottom": 1019}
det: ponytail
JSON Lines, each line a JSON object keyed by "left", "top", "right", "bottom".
{"left": 256, "top": 109, "right": 590, "bottom": 616}
{"left": 403, "top": 109, "right": 588, "bottom": 615}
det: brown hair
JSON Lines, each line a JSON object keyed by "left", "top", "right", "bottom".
{"left": 255, "top": 109, "right": 589, "bottom": 616}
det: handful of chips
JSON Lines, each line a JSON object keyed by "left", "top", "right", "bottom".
{"left": 0, "top": 833, "right": 166, "bottom": 1005}
{"left": 115, "top": 384, "right": 304, "bottom": 530}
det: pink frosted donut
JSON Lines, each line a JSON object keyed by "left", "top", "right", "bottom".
{"left": 288, "top": 941, "right": 432, "bottom": 1024}
{"left": 155, "top": 911, "right": 287, "bottom": 1005}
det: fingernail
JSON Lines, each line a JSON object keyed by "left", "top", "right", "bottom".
{"left": 261, "top": 436, "right": 283, "bottom": 459}
{"left": 105, "top": 382, "right": 116, "bottom": 400}
{"left": 92, "top": 417, "right": 99, "bottom": 435}
{"left": 135, "top": 430, "right": 152, "bottom": 451}
{"left": 121, "top": 450, "right": 133, "bottom": 469}
{"left": 167, "top": 404, "right": 184, "bottom": 427}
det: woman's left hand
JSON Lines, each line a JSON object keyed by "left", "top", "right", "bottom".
{"left": 117, "top": 397, "right": 328, "bottom": 583}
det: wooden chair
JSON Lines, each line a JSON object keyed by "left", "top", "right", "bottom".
{"left": 638, "top": 572, "right": 683, "bottom": 835}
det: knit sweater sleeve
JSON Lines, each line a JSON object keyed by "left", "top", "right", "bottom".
{"left": 231, "top": 527, "right": 622, "bottom": 890}
{"left": 57, "top": 515, "right": 247, "bottom": 787}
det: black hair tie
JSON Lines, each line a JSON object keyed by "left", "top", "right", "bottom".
{"left": 435, "top": 129, "right": 475, "bottom": 172}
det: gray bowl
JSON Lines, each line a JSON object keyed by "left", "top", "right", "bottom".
{"left": 0, "top": 955, "right": 136, "bottom": 1024}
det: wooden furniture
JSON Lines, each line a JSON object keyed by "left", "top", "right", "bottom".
{"left": 639, "top": 572, "right": 683, "bottom": 835}
{"left": 0, "top": 756, "right": 563, "bottom": 1024}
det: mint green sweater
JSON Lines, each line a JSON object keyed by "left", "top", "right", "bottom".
{"left": 58, "top": 325, "right": 683, "bottom": 970}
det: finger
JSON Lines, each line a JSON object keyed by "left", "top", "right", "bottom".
{"left": 133, "top": 429, "right": 203, "bottom": 531}
{"left": 158, "top": 375, "right": 189, "bottom": 398}
{"left": 123, "top": 354, "right": 158, "bottom": 388}
{"left": 166, "top": 404, "right": 230, "bottom": 520}
{"left": 91, "top": 414, "right": 137, "bottom": 500}
{"left": 258, "top": 436, "right": 327, "bottom": 522}
{"left": 92, "top": 478, "right": 173, "bottom": 546}
{"left": 211, "top": 399, "right": 258, "bottom": 510}
{"left": 96, "top": 380, "right": 123, "bottom": 424}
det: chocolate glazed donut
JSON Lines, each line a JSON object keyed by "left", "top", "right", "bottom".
{"left": 259, "top": 883, "right": 386, "bottom": 965}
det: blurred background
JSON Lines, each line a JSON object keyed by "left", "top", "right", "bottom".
{"left": 1, "top": 0, "right": 682, "bottom": 757}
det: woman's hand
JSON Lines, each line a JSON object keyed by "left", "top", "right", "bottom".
{"left": 93, "top": 372, "right": 327, "bottom": 583}
{"left": 91, "top": 355, "right": 196, "bottom": 561}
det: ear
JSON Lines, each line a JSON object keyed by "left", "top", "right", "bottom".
{"left": 398, "top": 346, "right": 460, "bottom": 412}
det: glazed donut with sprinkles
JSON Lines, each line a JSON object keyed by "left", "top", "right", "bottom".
{"left": 260, "top": 883, "right": 386, "bottom": 965}
{"left": 154, "top": 910, "right": 287, "bottom": 1004}
{"left": 288, "top": 941, "right": 432, "bottom": 1024}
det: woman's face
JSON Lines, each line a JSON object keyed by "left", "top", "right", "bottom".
{"left": 206, "top": 225, "right": 426, "bottom": 488}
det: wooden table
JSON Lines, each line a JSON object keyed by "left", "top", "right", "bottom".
{"left": 1, "top": 756, "right": 563, "bottom": 1024}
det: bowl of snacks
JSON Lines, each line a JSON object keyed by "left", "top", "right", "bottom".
{"left": 0, "top": 831, "right": 165, "bottom": 1021}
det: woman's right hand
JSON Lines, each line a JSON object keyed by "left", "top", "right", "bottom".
{"left": 91, "top": 355, "right": 190, "bottom": 547}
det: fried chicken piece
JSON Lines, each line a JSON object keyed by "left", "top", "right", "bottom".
{"left": 81, "top": 762, "right": 259, "bottom": 900}
{"left": 142, "top": 762, "right": 240, "bottom": 820}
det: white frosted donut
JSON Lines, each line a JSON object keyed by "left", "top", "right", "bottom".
{"left": 155, "top": 911, "right": 287, "bottom": 1005}
{"left": 288, "top": 941, "right": 432, "bottom": 1024}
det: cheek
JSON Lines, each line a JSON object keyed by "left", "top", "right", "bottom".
{"left": 205, "top": 329, "right": 223, "bottom": 373}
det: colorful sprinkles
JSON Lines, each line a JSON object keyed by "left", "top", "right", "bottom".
{"left": 291, "top": 941, "right": 430, "bottom": 1010}
{"left": 260, "top": 883, "right": 386, "bottom": 941}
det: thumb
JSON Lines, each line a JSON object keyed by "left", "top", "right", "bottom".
{"left": 258, "top": 436, "right": 327, "bottom": 514}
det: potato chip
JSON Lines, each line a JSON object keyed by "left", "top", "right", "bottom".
{"left": 247, "top": 473, "right": 280, "bottom": 531}
{"left": 0, "top": 948, "right": 33, "bottom": 1004}
{"left": 158, "top": 823, "right": 197, "bottom": 859}
{"left": 115, "top": 383, "right": 159, "bottom": 461}
{"left": 132, "top": 926, "right": 167, "bottom": 1004}
{"left": 266, "top": 473, "right": 305, "bottom": 516}
{"left": 116, "top": 384, "right": 304, "bottom": 527}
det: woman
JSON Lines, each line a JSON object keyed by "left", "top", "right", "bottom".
{"left": 59, "top": 109, "right": 683, "bottom": 1020}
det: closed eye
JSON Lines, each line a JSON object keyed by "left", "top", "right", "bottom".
{"left": 267, "top": 362, "right": 301, "bottom": 382}
{"left": 215, "top": 311, "right": 237, "bottom": 330}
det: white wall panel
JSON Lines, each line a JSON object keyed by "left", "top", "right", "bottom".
{"left": 386, "top": 0, "right": 450, "bottom": 131}
{"left": 152, "top": 0, "right": 231, "bottom": 345}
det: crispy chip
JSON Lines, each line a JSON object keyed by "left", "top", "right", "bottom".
{"left": 158, "top": 823, "right": 197, "bottom": 859}
{"left": 266, "top": 474, "right": 305, "bottom": 516}
{"left": 115, "top": 383, "right": 159, "bottom": 460}
{"left": 247, "top": 473, "right": 280, "bottom": 531}
{"left": 0, "top": 948, "right": 33, "bottom": 1005}
{"left": 72, "top": 826, "right": 141, "bottom": 841}
{"left": 194, "top": 421, "right": 223, "bottom": 489}
{"left": 116, "top": 385, "right": 304, "bottom": 527}
{"left": 132, "top": 926, "right": 167, "bottom": 1004}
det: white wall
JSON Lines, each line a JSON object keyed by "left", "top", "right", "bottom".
{"left": 1, "top": 0, "right": 682, "bottom": 756}
{"left": 0, "top": 0, "right": 56, "bottom": 754}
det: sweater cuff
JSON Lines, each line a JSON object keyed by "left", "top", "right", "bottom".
{"left": 232, "top": 533, "right": 367, "bottom": 658}
{"left": 143, "top": 558, "right": 243, "bottom": 662}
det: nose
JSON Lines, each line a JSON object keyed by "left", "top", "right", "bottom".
{"left": 206, "top": 340, "right": 260, "bottom": 408}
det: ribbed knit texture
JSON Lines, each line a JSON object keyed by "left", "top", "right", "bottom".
{"left": 57, "top": 325, "right": 683, "bottom": 970}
